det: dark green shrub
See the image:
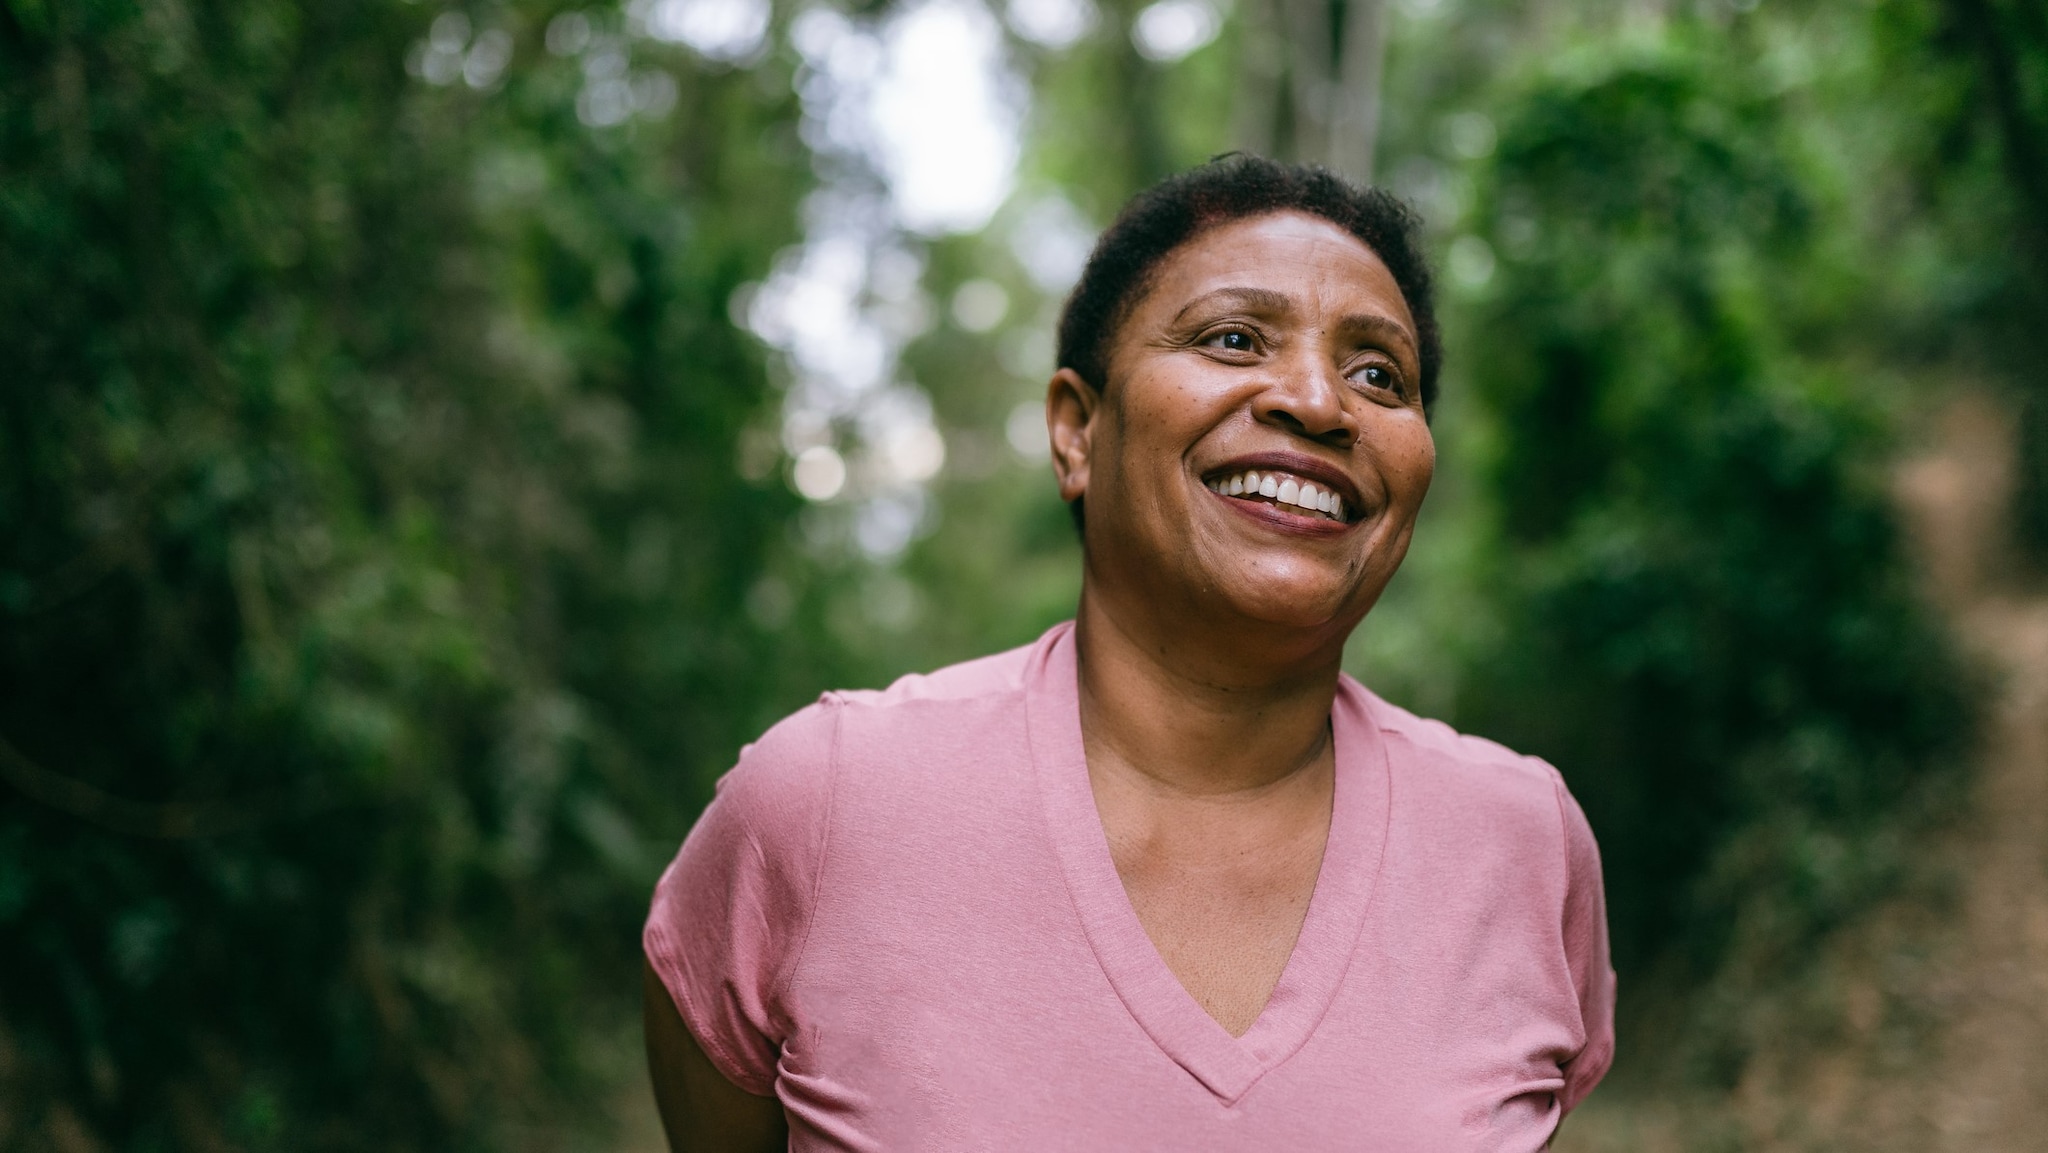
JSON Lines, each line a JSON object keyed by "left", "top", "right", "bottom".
{"left": 1453, "top": 46, "right": 1974, "bottom": 996}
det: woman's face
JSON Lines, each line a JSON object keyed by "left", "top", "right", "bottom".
{"left": 1050, "top": 210, "right": 1435, "bottom": 640}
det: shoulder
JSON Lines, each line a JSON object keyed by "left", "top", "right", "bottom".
{"left": 821, "top": 635, "right": 1038, "bottom": 758}
{"left": 1350, "top": 678, "right": 1584, "bottom": 851}
{"left": 1357, "top": 681, "right": 1564, "bottom": 795}
{"left": 833, "top": 638, "right": 1036, "bottom": 707}
{"left": 718, "top": 636, "right": 1041, "bottom": 810}
{"left": 705, "top": 693, "right": 844, "bottom": 832}
{"left": 1346, "top": 680, "right": 1614, "bottom": 1041}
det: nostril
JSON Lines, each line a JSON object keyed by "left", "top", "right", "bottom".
{"left": 1259, "top": 391, "right": 1357, "bottom": 446}
{"left": 1269, "top": 409, "right": 1353, "bottom": 448}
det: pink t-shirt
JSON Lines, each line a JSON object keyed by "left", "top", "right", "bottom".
{"left": 645, "top": 622, "right": 1615, "bottom": 1151}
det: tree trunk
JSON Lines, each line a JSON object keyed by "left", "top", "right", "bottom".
{"left": 1325, "top": 0, "right": 1388, "bottom": 184}
{"left": 1233, "top": 0, "right": 1389, "bottom": 184}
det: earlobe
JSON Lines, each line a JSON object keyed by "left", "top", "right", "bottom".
{"left": 1047, "top": 367, "right": 1100, "bottom": 504}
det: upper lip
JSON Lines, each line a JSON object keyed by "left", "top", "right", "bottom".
{"left": 1200, "top": 450, "right": 1365, "bottom": 513}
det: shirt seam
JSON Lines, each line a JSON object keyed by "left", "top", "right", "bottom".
{"left": 768, "top": 694, "right": 844, "bottom": 1018}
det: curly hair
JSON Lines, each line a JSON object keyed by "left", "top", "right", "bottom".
{"left": 1055, "top": 154, "right": 1441, "bottom": 413}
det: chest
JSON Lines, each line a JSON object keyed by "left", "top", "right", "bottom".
{"left": 1104, "top": 804, "right": 1330, "bottom": 1036}
{"left": 776, "top": 684, "right": 1591, "bottom": 1150}
{"left": 783, "top": 853, "right": 1578, "bottom": 1153}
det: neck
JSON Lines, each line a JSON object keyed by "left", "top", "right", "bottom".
{"left": 1072, "top": 585, "right": 1345, "bottom": 799}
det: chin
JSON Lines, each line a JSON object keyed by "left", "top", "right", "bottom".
{"left": 1211, "top": 581, "right": 1363, "bottom": 634}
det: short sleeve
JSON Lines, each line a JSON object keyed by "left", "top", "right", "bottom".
{"left": 643, "top": 698, "right": 842, "bottom": 1095}
{"left": 1554, "top": 779, "right": 1617, "bottom": 1114}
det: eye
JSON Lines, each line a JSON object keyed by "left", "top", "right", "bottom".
{"left": 1350, "top": 363, "right": 1402, "bottom": 394}
{"left": 1202, "top": 327, "right": 1258, "bottom": 354}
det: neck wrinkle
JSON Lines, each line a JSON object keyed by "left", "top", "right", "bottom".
{"left": 1074, "top": 587, "right": 1346, "bottom": 799}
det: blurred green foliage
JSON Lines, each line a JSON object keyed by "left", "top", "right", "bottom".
{"left": 0, "top": 0, "right": 839, "bottom": 1145}
{"left": 1453, "top": 34, "right": 1973, "bottom": 1071}
{"left": 1931, "top": 0, "right": 2048, "bottom": 554}
{"left": 2, "top": 0, "right": 2042, "bottom": 1147}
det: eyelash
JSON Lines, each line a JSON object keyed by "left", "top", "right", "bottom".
{"left": 1199, "top": 326, "right": 1407, "bottom": 397}
{"left": 1350, "top": 362, "right": 1402, "bottom": 394}
{"left": 1200, "top": 325, "right": 1262, "bottom": 354}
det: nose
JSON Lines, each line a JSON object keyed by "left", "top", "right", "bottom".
{"left": 1251, "top": 348, "right": 1357, "bottom": 449}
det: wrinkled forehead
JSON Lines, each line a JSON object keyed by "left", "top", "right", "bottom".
{"left": 1105, "top": 211, "right": 1419, "bottom": 380}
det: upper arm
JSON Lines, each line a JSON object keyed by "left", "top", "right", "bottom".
{"left": 640, "top": 701, "right": 840, "bottom": 1148}
{"left": 644, "top": 958, "right": 789, "bottom": 1153}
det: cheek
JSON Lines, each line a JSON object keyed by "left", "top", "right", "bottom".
{"left": 1085, "top": 399, "right": 1162, "bottom": 517}
{"left": 1407, "top": 432, "right": 1437, "bottom": 495}
{"left": 1124, "top": 374, "right": 1197, "bottom": 433}
{"left": 1375, "top": 419, "right": 1437, "bottom": 506}
{"left": 1113, "top": 373, "right": 1211, "bottom": 476}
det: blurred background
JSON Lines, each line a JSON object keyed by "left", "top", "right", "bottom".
{"left": 3, "top": 0, "right": 2046, "bottom": 1147}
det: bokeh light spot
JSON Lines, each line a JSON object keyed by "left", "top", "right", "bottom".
{"left": 1006, "top": 400, "right": 1050, "bottom": 460}
{"left": 1006, "top": 0, "right": 1098, "bottom": 50}
{"left": 951, "top": 279, "right": 1011, "bottom": 333}
{"left": 646, "top": 0, "right": 770, "bottom": 62}
{"left": 793, "top": 445, "right": 849, "bottom": 501}
{"left": 1131, "top": 0, "right": 1221, "bottom": 63}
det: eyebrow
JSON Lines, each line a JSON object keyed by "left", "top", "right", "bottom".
{"left": 1169, "top": 287, "right": 1291, "bottom": 326}
{"left": 1169, "top": 286, "right": 1419, "bottom": 359}
{"left": 1338, "top": 313, "right": 1420, "bottom": 361}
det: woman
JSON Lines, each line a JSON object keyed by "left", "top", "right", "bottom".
{"left": 643, "top": 156, "right": 1615, "bottom": 1151}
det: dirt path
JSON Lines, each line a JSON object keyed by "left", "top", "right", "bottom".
{"left": 1784, "top": 390, "right": 2048, "bottom": 1149}
{"left": 1568, "top": 390, "right": 2048, "bottom": 1151}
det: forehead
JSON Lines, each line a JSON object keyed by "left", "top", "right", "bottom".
{"left": 1134, "top": 211, "right": 1417, "bottom": 334}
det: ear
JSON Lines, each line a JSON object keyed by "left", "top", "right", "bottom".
{"left": 1047, "top": 367, "right": 1101, "bottom": 505}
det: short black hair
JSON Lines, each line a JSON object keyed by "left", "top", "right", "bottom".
{"left": 1055, "top": 154, "right": 1442, "bottom": 413}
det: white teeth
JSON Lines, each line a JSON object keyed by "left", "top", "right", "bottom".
{"left": 1206, "top": 469, "right": 1351, "bottom": 522}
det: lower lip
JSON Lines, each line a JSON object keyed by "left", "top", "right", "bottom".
{"left": 1206, "top": 485, "right": 1358, "bottom": 538}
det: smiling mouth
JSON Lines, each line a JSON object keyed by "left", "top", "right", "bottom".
{"left": 1204, "top": 468, "right": 1353, "bottom": 524}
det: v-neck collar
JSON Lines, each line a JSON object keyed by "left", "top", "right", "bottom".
{"left": 1024, "top": 622, "right": 1393, "bottom": 1104}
